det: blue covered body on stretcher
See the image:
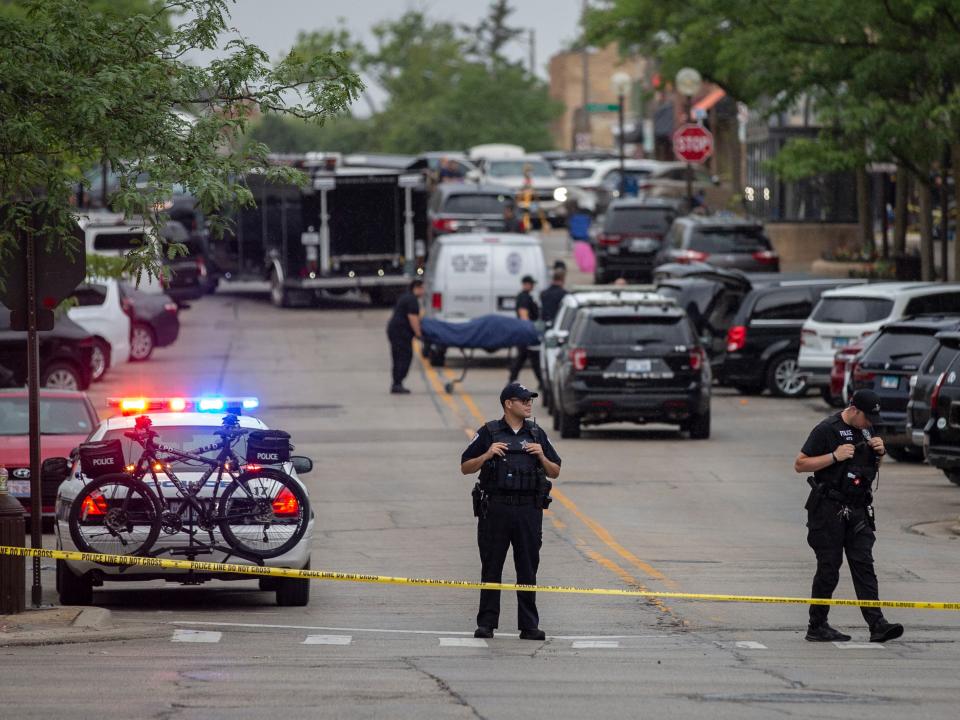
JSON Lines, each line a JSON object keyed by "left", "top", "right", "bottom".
{"left": 422, "top": 315, "right": 539, "bottom": 352}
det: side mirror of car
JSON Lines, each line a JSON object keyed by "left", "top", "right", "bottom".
{"left": 41, "top": 457, "right": 70, "bottom": 480}
{"left": 556, "top": 331, "right": 569, "bottom": 346}
{"left": 291, "top": 456, "right": 313, "bottom": 475}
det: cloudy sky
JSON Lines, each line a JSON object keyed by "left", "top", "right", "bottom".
{"left": 188, "top": 0, "right": 585, "bottom": 113}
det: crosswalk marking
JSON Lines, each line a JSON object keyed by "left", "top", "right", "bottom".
{"left": 572, "top": 640, "right": 619, "bottom": 649}
{"left": 834, "top": 643, "right": 883, "bottom": 649}
{"left": 172, "top": 629, "right": 222, "bottom": 643}
{"left": 439, "top": 637, "right": 488, "bottom": 648}
{"left": 303, "top": 635, "right": 352, "bottom": 645}
{"left": 735, "top": 641, "right": 767, "bottom": 650}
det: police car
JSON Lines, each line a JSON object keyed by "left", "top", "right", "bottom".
{"left": 54, "top": 397, "right": 315, "bottom": 607}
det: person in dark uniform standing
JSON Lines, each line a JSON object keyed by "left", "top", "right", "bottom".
{"left": 386, "top": 279, "right": 424, "bottom": 394}
{"left": 460, "top": 382, "right": 561, "bottom": 639}
{"left": 508, "top": 275, "right": 543, "bottom": 387}
{"left": 794, "top": 389, "right": 904, "bottom": 643}
{"left": 539, "top": 268, "right": 567, "bottom": 326}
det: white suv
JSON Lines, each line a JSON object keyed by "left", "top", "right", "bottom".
{"left": 798, "top": 282, "right": 960, "bottom": 390}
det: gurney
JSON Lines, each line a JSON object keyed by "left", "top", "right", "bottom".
{"left": 421, "top": 314, "right": 540, "bottom": 393}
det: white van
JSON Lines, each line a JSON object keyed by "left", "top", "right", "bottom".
{"left": 798, "top": 282, "right": 960, "bottom": 389}
{"left": 423, "top": 233, "right": 548, "bottom": 322}
{"left": 76, "top": 214, "right": 167, "bottom": 295}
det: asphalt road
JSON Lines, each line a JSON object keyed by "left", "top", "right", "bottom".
{"left": 4, "top": 233, "right": 960, "bottom": 719}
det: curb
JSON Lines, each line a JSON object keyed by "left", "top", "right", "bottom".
{"left": 0, "top": 624, "right": 167, "bottom": 648}
{"left": 0, "top": 606, "right": 166, "bottom": 647}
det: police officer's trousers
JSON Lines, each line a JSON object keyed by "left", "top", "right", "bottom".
{"left": 807, "top": 501, "right": 883, "bottom": 627}
{"left": 477, "top": 501, "right": 542, "bottom": 630}
{"left": 508, "top": 346, "right": 543, "bottom": 387}
{"left": 387, "top": 330, "right": 413, "bottom": 386}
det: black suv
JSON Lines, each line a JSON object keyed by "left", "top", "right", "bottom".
{"left": 552, "top": 298, "right": 710, "bottom": 439}
{"left": 719, "top": 280, "right": 865, "bottom": 397}
{"left": 594, "top": 198, "right": 679, "bottom": 284}
{"left": 907, "top": 330, "right": 960, "bottom": 458}
{"left": 850, "top": 316, "right": 960, "bottom": 460}
{"left": 920, "top": 332, "right": 960, "bottom": 484}
{"left": 655, "top": 216, "right": 780, "bottom": 272}
{"left": 0, "top": 308, "right": 94, "bottom": 390}
{"left": 427, "top": 183, "right": 514, "bottom": 242}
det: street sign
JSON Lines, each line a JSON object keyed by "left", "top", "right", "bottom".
{"left": 586, "top": 102, "right": 620, "bottom": 112}
{"left": 672, "top": 124, "right": 714, "bottom": 164}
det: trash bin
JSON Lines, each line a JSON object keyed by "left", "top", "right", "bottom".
{"left": 0, "top": 467, "right": 25, "bottom": 614}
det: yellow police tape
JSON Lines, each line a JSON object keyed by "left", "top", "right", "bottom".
{"left": 3, "top": 545, "right": 959, "bottom": 611}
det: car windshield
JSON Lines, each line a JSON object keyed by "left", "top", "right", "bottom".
{"left": 689, "top": 227, "right": 770, "bottom": 253}
{"left": 101, "top": 426, "right": 249, "bottom": 472}
{"left": 443, "top": 194, "right": 510, "bottom": 214}
{"left": 863, "top": 331, "right": 939, "bottom": 367}
{"left": 604, "top": 208, "right": 675, "bottom": 234}
{"left": 487, "top": 160, "right": 553, "bottom": 178}
{"left": 584, "top": 315, "right": 693, "bottom": 345}
{"left": 0, "top": 397, "right": 94, "bottom": 436}
{"left": 811, "top": 297, "right": 893, "bottom": 324}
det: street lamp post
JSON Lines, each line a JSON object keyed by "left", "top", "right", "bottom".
{"left": 675, "top": 67, "right": 703, "bottom": 211}
{"left": 611, "top": 71, "right": 632, "bottom": 198}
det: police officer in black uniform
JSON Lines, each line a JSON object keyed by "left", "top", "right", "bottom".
{"left": 508, "top": 276, "right": 543, "bottom": 387}
{"left": 386, "top": 279, "right": 424, "bottom": 394}
{"left": 539, "top": 268, "right": 568, "bottom": 327}
{"left": 460, "top": 382, "right": 562, "bottom": 640}
{"left": 794, "top": 389, "right": 904, "bottom": 643}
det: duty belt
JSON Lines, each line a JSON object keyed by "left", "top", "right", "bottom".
{"left": 824, "top": 487, "right": 869, "bottom": 509}
{"left": 487, "top": 493, "right": 538, "bottom": 505}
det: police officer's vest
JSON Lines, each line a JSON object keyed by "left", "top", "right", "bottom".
{"left": 479, "top": 419, "right": 546, "bottom": 494}
{"left": 823, "top": 414, "right": 879, "bottom": 504}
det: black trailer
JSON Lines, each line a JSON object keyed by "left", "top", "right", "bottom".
{"left": 213, "top": 160, "right": 428, "bottom": 307}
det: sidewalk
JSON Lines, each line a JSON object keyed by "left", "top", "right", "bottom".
{"left": 0, "top": 606, "right": 165, "bottom": 647}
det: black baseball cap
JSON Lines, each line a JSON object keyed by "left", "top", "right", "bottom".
{"left": 500, "top": 382, "right": 539, "bottom": 405}
{"left": 521, "top": 275, "right": 537, "bottom": 285}
{"left": 851, "top": 389, "right": 881, "bottom": 424}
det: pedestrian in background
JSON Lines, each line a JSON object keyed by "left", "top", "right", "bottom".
{"left": 386, "top": 279, "right": 424, "bottom": 394}
{"left": 540, "top": 269, "right": 567, "bottom": 327}
{"left": 509, "top": 275, "right": 543, "bottom": 388}
{"left": 503, "top": 203, "right": 525, "bottom": 233}
{"left": 460, "top": 382, "right": 561, "bottom": 640}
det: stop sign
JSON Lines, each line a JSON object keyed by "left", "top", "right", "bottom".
{"left": 672, "top": 124, "right": 714, "bottom": 164}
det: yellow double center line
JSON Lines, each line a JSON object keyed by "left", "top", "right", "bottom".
{"left": 413, "top": 341, "right": 680, "bottom": 614}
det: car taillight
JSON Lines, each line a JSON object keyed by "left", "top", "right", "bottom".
{"left": 431, "top": 292, "right": 442, "bottom": 311}
{"left": 431, "top": 218, "right": 459, "bottom": 233}
{"left": 272, "top": 487, "right": 300, "bottom": 516}
{"left": 570, "top": 348, "right": 587, "bottom": 371}
{"left": 752, "top": 249, "right": 779, "bottom": 265}
{"left": 801, "top": 328, "right": 816, "bottom": 346}
{"left": 930, "top": 371, "right": 947, "bottom": 416}
{"left": 597, "top": 233, "right": 623, "bottom": 247}
{"left": 80, "top": 493, "right": 108, "bottom": 517}
{"left": 726, "top": 325, "right": 747, "bottom": 353}
{"left": 852, "top": 362, "right": 875, "bottom": 383}
{"left": 689, "top": 347, "right": 705, "bottom": 371}
{"left": 676, "top": 249, "right": 709, "bottom": 264}
{"left": 121, "top": 298, "right": 134, "bottom": 316}
{"left": 164, "top": 302, "right": 178, "bottom": 313}
{"left": 195, "top": 256, "right": 207, "bottom": 278}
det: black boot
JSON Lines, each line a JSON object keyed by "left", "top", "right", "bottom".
{"left": 519, "top": 628, "right": 546, "bottom": 641}
{"left": 474, "top": 626, "right": 494, "bottom": 639}
{"left": 390, "top": 384, "right": 410, "bottom": 394}
{"left": 870, "top": 619, "right": 904, "bottom": 643}
{"left": 805, "top": 622, "right": 851, "bottom": 642}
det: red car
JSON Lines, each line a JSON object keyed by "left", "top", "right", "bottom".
{"left": 0, "top": 389, "right": 99, "bottom": 526}
{"left": 825, "top": 334, "right": 876, "bottom": 407}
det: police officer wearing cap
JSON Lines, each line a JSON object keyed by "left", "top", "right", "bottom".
{"left": 509, "top": 275, "right": 543, "bottom": 387}
{"left": 794, "top": 389, "right": 904, "bottom": 643}
{"left": 460, "top": 382, "right": 561, "bottom": 640}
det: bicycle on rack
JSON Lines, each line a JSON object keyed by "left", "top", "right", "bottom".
{"left": 68, "top": 413, "right": 310, "bottom": 561}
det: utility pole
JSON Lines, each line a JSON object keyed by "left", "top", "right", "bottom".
{"left": 528, "top": 28, "right": 535, "bottom": 77}
{"left": 577, "top": 0, "right": 591, "bottom": 151}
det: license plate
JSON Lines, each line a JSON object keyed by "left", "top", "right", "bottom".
{"left": 881, "top": 375, "right": 899, "bottom": 389}
{"left": 7, "top": 480, "right": 30, "bottom": 497}
{"left": 629, "top": 238, "right": 657, "bottom": 253}
{"left": 831, "top": 337, "right": 851, "bottom": 348}
{"left": 498, "top": 296, "right": 516, "bottom": 311}
{"left": 626, "top": 359, "right": 652, "bottom": 373}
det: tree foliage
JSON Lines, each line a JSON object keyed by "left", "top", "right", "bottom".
{"left": 0, "top": 0, "right": 362, "bottom": 284}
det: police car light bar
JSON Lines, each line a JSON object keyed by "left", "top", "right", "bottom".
{"left": 107, "top": 396, "right": 260, "bottom": 415}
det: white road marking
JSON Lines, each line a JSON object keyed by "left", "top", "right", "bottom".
{"left": 834, "top": 643, "right": 884, "bottom": 649}
{"left": 735, "top": 641, "right": 767, "bottom": 650}
{"left": 303, "top": 635, "right": 352, "bottom": 645}
{"left": 172, "top": 629, "right": 222, "bottom": 643}
{"left": 439, "top": 637, "right": 488, "bottom": 648}
{"left": 572, "top": 640, "right": 619, "bottom": 649}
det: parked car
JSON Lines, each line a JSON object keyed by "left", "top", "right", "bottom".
{"left": 920, "top": 333, "right": 960, "bottom": 484}
{"left": 593, "top": 198, "right": 681, "bottom": 284}
{"left": 639, "top": 162, "right": 718, "bottom": 198}
{"left": 551, "top": 293, "right": 710, "bottom": 439}
{"left": 118, "top": 282, "right": 181, "bottom": 361}
{"left": 554, "top": 159, "right": 669, "bottom": 215}
{"left": 77, "top": 213, "right": 168, "bottom": 295}
{"left": 655, "top": 216, "right": 780, "bottom": 272}
{"left": 427, "top": 183, "right": 514, "bottom": 242}
{"left": 825, "top": 334, "right": 877, "bottom": 407}
{"left": 159, "top": 220, "right": 206, "bottom": 303}
{"left": 718, "top": 280, "right": 866, "bottom": 397}
{"left": 847, "top": 316, "right": 960, "bottom": 460}
{"left": 477, "top": 155, "right": 567, "bottom": 225}
{"left": 0, "top": 389, "right": 98, "bottom": 528}
{"left": 907, "top": 330, "right": 960, "bottom": 452}
{"left": 66, "top": 279, "right": 131, "bottom": 382}
{"left": 798, "top": 282, "right": 960, "bottom": 393}
{"left": 0, "top": 307, "right": 94, "bottom": 390}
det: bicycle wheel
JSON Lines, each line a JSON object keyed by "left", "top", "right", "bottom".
{"left": 217, "top": 467, "right": 310, "bottom": 559}
{"left": 69, "top": 474, "right": 162, "bottom": 557}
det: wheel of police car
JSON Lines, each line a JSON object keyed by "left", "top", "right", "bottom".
{"left": 69, "top": 474, "right": 163, "bottom": 557}
{"left": 56, "top": 559, "right": 93, "bottom": 606}
{"left": 684, "top": 410, "right": 711, "bottom": 440}
{"left": 217, "top": 467, "right": 310, "bottom": 559}
{"left": 275, "top": 561, "right": 311, "bottom": 606}
{"left": 766, "top": 353, "right": 808, "bottom": 397}
{"left": 559, "top": 411, "right": 581, "bottom": 439}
